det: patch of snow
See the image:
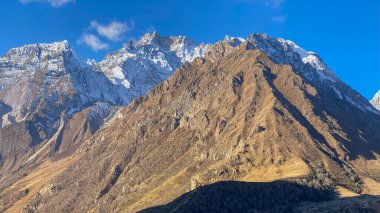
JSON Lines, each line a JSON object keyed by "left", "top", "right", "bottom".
{"left": 277, "top": 38, "right": 336, "bottom": 82}
{"left": 86, "top": 59, "right": 98, "bottom": 66}
{"left": 98, "top": 32, "right": 209, "bottom": 104}
{"left": 224, "top": 35, "right": 246, "bottom": 47}
{"left": 247, "top": 33, "right": 376, "bottom": 114}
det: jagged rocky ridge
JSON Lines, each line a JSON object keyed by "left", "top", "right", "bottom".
{"left": 94, "top": 31, "right": 208, "bottom": 104}
{"left": 0, "top": 33, "right": 208, "bottom": 175}
{"left": 0, "top": 33, "right": 208, "bottom": 129}
{"left": 0, "top": 33, "right": 376, "bottom": 150}
{"left": 0, "top": 32, "right": 379, "bottom": 212}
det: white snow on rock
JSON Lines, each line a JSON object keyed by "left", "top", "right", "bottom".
{"left": 278, "top": 38, "right": 334, "bottom": 81}
{"left": 371, "top": 90, "right": 380, "bottom": 111}
{"left": 0, "top": 31, "right": 378, "bottom": 143}
{"left": 247, "top": 33, "right": 377, "bottom": 114}
{"left": 224, "top": 35, "right": 246, "bottom": 47}
{"left": 0, "top": 40, "right": 121, "bottom": 138}
{"left": 93, "top": 31, "right": 209, "bottom": 104}
{"left": 0, "top": 32, "right": 211, "bottom": 140}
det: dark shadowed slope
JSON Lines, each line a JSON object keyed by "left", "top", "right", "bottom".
{"left": 139, "top": 181, "right": 336, "bottom": 213}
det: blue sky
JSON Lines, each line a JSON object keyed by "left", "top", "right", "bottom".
{"left": 0, "top": 0, "right": 379, "bottom": 99}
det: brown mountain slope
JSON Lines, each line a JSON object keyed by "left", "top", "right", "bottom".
{"left": 2, "top": 42, "right": 380, "bottom": 212}
{"left": 0, "top": 103, "right": 116, "bottom": 212}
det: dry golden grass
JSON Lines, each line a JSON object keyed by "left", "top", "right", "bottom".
{"left": 126, "top": 167, "right": 190, "bottom": 212}
{"left": 336, "top": 186, "right": 359, "bottom": 198}
{"left": 362, "top": 178, "right": 380, "bottom": 195}
{"left": 4, "top": 156, "right": 77, "bottom": 213}
{"left": 239, "top": 159, "right": 310, "bottom": 182}
{"left": 334, "top": 176, "right": 380, "bottom": 198}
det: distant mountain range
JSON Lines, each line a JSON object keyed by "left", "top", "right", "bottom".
{"left": 0, "top": 32, "right": 379, "bottom": 212}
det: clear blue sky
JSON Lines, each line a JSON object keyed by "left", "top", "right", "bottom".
{"left": 1, "top": 0, "right": 379, "bottom": 99}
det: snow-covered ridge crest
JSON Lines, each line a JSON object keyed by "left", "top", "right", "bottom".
{"left": 0, "top": 38, "right": 121, "bottom": 133}
{"left": 0, "top": 39, "right": 88, "bottom": 72}
{"left": 0, "top": 31, "right": 378, "bottom": 138}
{"left": 278, "top": 38, "right": 330, "bottom": 73}
{"left": 246, "top": 33, "right": 338, "bottom": 82}
{"left": 246, "top": 33, "right": 378, "bottom": 114}
{"left": 136, "top": 31, "right": 197, "bottom": 48}
{"left": 96, "top": 31, "right": 209, "bottom": 104}
{"left": 0, "top": 32, "right": 210, "bottom": 142}
{"left": 6, "top": 40, "right": 70, "bottom": 52}
{"left": 2, "top": 40, "right": 70, "bottom": 61}
{"left": 224, "top": 35, "right": 246, "bottom": 47}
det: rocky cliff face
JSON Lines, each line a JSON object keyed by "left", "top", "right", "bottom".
{"left": 94, "top": 32, "right": 209, "bottom": 104}
{"left": 247, "top": 34, "right": 378, "bottom": 115}
{"left": 0, "top": 41, "right": 118, "bottom": 124}
{"left": 0, "top": 41, "right": 118, "bottom": 176}
{"left": 0, "top": 33, "right": 208, "bottom": 176}
{"left": 3, "top": 39, "right": 377, "bottom": 212}
{"left": 0, "top": 40, "right": 122, "bottom": 146}
{"left": 0, "top": 33, "right": 380, "bottom": 212}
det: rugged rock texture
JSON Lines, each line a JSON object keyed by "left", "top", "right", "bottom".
{"left": 0, "top": 41, "right": 120, "bottom": 124}
{"left": 0, "top": 41, "right": 122, "bottom": 177}
{"left": 0, "top": 33, "right": 207, "bottom": 177}
{"left": 3, "top": 40, "right": 377, "bottom": 212}
{"left": 1, "top": 33, "right": 380, "bottom": 212}
{"left": 95, "top": 31, "right": 209, "bottom": 104}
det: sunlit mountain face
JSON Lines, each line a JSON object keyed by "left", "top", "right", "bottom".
{"left": 0, "top": 1, "right": 379, "bottom": 212}
{"left": 0, "top": 32, "right": 379, "bottom": 212}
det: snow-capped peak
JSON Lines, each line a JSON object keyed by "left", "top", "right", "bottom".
{"left": 136, "top": 31, "right": 160, "bottom": 46}
{"left": 277, "top": 38, "right": 329, "bottom": 72}
{"left": 0, "top": 39, "right": 92, "bottom": 71}
{"left": 224, "top": 35, "right": 245, "bottom": 43}
{"left": 0, "top": 39, "right": 123, "bottom": 130}
{"left": 247, "top": 33, "right": 337, "bottom": 82}
{"left": 246, "top": 33, "right": 378, "bottom": 114}
{"left": 98, "top": 32, "right": 209, "bottom": 104}
{"left": 11, "top": 40, "right": 69, "bottom": 52}
{"left": 2, "top": 40, "right": 71, "bottom": 61}
{"left": 86, "top": 59, "right": 98, "bottom": 66}
{"left": 135, "top": 31, "right": 199, "bottom": 51}
{"left": 278, "top": 39, "right": 315, "bottom": 58}
{"left": 224, "top": 35, "right": 246, "bottom": 47}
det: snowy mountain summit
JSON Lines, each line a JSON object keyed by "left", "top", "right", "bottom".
{"left": 0, "top": 32, "right": 207, "bottom": 125}
{"left": 0, "top": 40, "right": 125, "bottom": 140}
{"left": 0, "top": 32, "right": 211, "bottom": 145}
{"left": 245, "top": 33, "right": 378, "bottom": 114}
{"left": 93, "top": 31, "right": 209, "bottom": 103}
